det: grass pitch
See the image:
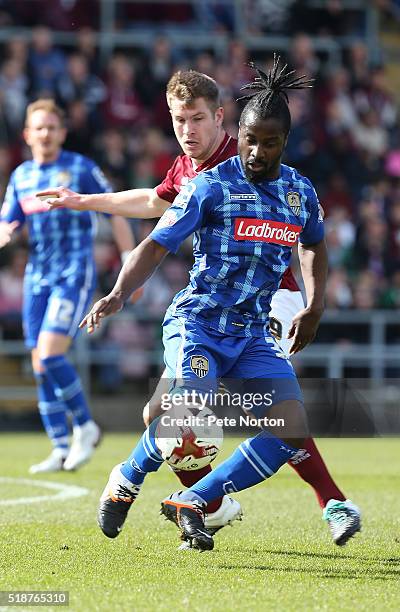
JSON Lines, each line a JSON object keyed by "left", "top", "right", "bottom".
{"left": 0, "top": 434, "right": 399, "bottom": 612}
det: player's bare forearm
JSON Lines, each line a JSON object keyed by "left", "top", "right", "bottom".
{"left": 36, "top": 186, "right": 169, "bottom": 218}
{"left": 287, "top": 239, "right": 327, "bottom": 354}
{"left": 80, "top": 237, "right": 168, "bottom": 333}
{"left": 298, "top": 239, "right": 328, "bottom": 316}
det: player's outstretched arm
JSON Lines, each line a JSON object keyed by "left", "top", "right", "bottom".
{"left": 79, "top": 237, "right": 168, "bottom": 333}
{"left": 36, "top": 186, "right": 170, "bottom": 219}
{"left": 287, "top": 239, "right": 328, "bottom": 355}
{"left": 0, "top": 220, "right": 20, "bottom": 248}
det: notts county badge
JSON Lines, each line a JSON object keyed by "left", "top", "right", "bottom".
{"left": 56, "top": 170, "right": 72, "bottom": 187}
{"left": 190, "top": 355, "right": 209, "bottom": 378}
{"left": 286, "top": 191, "right": 301, "bottom": 216}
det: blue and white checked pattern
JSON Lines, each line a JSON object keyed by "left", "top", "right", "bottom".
{"left": 151, "top": 156, "right": 323, "bottom": 337}
{"left": 1, "top": 150, "right": 111, "bottom": 292}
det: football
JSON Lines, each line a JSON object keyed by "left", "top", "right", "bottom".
{"left": 155, "top": 404, "right": 223, "bottom": 471}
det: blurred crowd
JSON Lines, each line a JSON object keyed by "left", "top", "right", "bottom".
{"left": 0, "top": 2, "right": 400, "bottom": 383}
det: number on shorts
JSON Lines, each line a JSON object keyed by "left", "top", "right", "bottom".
{"left": 47, "top": 297, "right": 75, "bottom": 326}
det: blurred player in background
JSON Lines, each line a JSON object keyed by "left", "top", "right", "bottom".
{"left": 0, "top": 99, "right": 134, "bottom": 473}
{"left": 39, "top": 70, "right": 360, "bottom": 543}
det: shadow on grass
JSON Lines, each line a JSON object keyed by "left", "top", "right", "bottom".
{"left": 228, "top": 547, "right": 400, "bottom": 563}
{"left": 216, "top": 564, "right": 398, "bottom": 581}
{"left": 214, "top": 548, "right": 400, "bottom": 581}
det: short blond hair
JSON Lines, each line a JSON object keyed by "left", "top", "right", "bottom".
{"left": 166, "top": 70, "right": 221, "bottom": 112}
{"left": 25, "top": 99, "right": 65, "bottom": 126}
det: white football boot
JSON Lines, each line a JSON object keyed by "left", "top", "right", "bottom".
{"left": 63, "top": 420, "right": 101, "bottom": 471}
{"left": 29, "top": 447, "right": 68, "bottom": 474}
{"left": 323, "top": 499, "right": 361, "bottom": 545}
{"left": 204, "top": 495, "right": 243, "bottom": 535}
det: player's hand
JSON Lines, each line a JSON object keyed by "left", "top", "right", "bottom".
{"left": 79, "top": 294, "right": 124, "bottom": 334}
{"left": 0, "top": 220, "right": 19, "bottom": 247}
{"left": 287, "top": 307, "right": 323, "bottom": 355}
{"left": 35, "top": 186, "right": 82, "bottom": 210}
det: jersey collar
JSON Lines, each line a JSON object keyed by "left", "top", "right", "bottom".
{"left": 196, "top": 133, "right": 235, "bottom": 173}
{"left": 32, "top": 149, "right": 65, "bottom": 169}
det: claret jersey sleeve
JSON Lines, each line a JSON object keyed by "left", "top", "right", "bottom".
{"left": 150, "top": 176, "right": 213, "bottom": 254}
{"left": 299, "top": 181, "right": 324, "bottom": 245}
{"left": 155, "top": 159, "right": 181, "bottom": 203}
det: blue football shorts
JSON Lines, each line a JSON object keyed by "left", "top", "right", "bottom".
{"left": 162, "top": 309, "right": 303, "bottom": 415}
{"left": 23, "top": 279, "right": 95, "bottom": 348}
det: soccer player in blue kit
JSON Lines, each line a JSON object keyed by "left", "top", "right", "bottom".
{"left": 80, "top": 59, "right": 361, "bottom": 550}
{"left": 0, "top": 99, "right": 134, "bottom": 473}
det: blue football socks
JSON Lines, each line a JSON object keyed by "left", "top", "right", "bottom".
{"left": 179, "top": 431, "right": 298, "bottom": 504}
{"left": 41, "top": 355, "right": 92, "bottom": 426}
{"left": 34, "top": 372, "right": 69, "bottom": 449}
{"left": 120, "top": 417, "right": 164, "bottom": 485}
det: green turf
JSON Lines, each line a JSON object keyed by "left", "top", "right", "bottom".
{"left": 0, "top": 434, "right": 399, "bottom": 611}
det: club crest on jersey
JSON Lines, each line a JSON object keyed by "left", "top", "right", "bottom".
{"left": 190, "top": 355, "right": 209, "bottom": 378}
{"left": 286, "top": 191, "right": 301, "bottom": 216}
{"left": 57, "top": 171, "right": 72, "bottom": 186}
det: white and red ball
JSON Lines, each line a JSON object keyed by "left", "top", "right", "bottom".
{"left": 155, "top": 405, "right": 223, "bottom": 471}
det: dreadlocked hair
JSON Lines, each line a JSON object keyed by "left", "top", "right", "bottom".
{"left": 238, "top": 54, "right": 314, "bottom": 135}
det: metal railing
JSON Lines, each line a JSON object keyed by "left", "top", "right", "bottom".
{"left": 1, "top": 309, "right": 399, "bottom": 436}
{"left": 292, "top": 310, "right": 400, "bottom": 379}
{"left": 1, "top": 310, "right": 399, "bottom": 394}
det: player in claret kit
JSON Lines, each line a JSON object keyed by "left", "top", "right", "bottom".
{"left": 75, "top": 59, "right": 361, "bottom": 548}
{"left": 0, "top": 99, "right": 134, "bottom": 473}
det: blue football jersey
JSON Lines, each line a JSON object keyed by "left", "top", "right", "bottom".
{"left": 0, "top": 150, "right": 111, "bottom": 293}
{"left": 150, "top": 156, "right": 324, "bottom": 337}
